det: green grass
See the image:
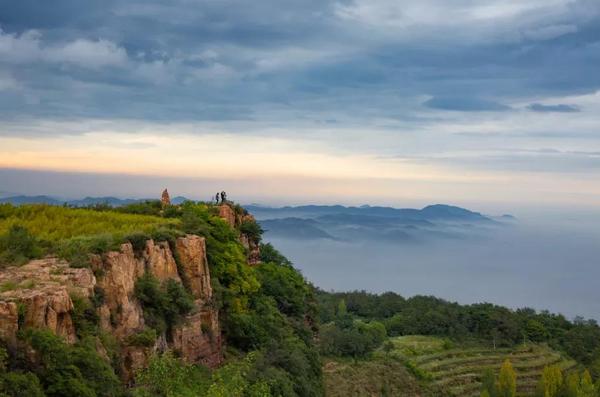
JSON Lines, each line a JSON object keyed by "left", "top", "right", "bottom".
{"left": 0, "top": 281, "right": 18, "bottom": 292}
{"left": 0, "top": 204, "right": 178, "bottom": 242}
{"left": 0, "top": 279, "right": 37, "bottom": 292}
{"left": 0, "top": 204, "right": 180, "bottom": 267}
{"left": 378, "top": 336, "right": 577, "bottom": 397}
{"left": 323, "top": 356, "right": 428, "bottom": 397}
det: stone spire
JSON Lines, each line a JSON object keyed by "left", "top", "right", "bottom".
{"left": 161, "top": 189, "right": 171, "bottom": 206}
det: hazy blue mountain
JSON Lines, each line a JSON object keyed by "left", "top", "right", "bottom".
{"left": 0, "top": 195, "right": 191, "bottom": 207}
{"left": 171, "top": 196, "right": 190, "bottom": 205}
{"left": 67, "top": 197, "right": 143, "bottom": 207}
{"left": 0, "top": 195, "right": 62, "bottom": 205}
{"left": 246, "top": 203, "right": 494, "bottom": 222}
{"left": 254, "top": 204, "right": 507, "bottom": 242}
{"left": 419, "top": 204, "right": 489, "bottom": 221}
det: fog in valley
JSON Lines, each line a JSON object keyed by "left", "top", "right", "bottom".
{"left": 263, "top": 209, "right": 600, "bottom": 321}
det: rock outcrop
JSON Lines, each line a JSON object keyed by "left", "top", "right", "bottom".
{"left": 172, "top": 308, "right": 221, "bottom": 366}
{"left": 218, "top": 204, "right": 237, "bottom": 227}
{"left": 161, "top": 189, "right": 171, "bottom": 206}
{"left": 218, "top": 204, "right": 261, "bottom": 265}
{"left": 0, "top": 235, "right": 222, "bottom": 381}
{"left": 91, "top": 243, "right": 145, "bottom": 340}
{"left": 144, "top": 240, "right": 181, "bottom": 283}
{"left": 0, "top": 258, "right": 96, "bottom": 345}
{"left": 175, "top": 235, "right": 211, "bottom": 299}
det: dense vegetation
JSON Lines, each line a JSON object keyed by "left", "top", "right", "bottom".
{"left": 317, "top": 291, "right": 600, "bottom": 396}
{"left": 316, "top": 290, "right": 600, "bottom": 369}
{"left": 0, "top": 330, "right": 122, "bottom": 397}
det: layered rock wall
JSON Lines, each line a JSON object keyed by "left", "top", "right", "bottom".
{"left": 0, "top": 234, "right": 222, "bottom": 380}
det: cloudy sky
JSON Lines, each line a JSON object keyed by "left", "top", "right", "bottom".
{"left": 0, "top": 0, "right": 599, "bottom": 210}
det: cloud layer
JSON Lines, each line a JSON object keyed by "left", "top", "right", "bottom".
{"left": 0, "top": 0, "right": 599, "bottom": 208}
{"left": 1, "top": 0, "right": 599, "bottom": 120}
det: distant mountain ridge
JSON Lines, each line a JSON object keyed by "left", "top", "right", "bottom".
{"left": 245, "top": 203, "right": 493, "bottom": 222}
{"left": 0, "top": 195, "right": 190, "bottom": 206}
{"left": 248, "top": 204, "right": 511, "bottom": 243}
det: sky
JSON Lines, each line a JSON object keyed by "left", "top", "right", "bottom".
{"left": 0, "top": 0, "right": 599, "bottom": 211}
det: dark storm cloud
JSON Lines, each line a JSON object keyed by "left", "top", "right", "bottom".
{"left": 0, "top": 0, "right": 599, "bottom": 126}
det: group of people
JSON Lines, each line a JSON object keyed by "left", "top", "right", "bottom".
{"left": 215, "top": 191, "right": 227, "bottom": 204}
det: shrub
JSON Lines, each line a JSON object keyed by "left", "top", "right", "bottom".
{"left": 22, "top": 329, "right": 122, "bottom": 397}
{"left": 133, "top": 351, "right": 210, "bottom": 397}
{"left": 259, "top": 243, "right": 292, "bottom": 266}
{"left": 116, "top": 200, "right": 163, "bottom": 216}
{"left": 404, "top": 360, "right": 432, "bottom": 381}
{"left": 150, "top": 228, "right": 185, "bottom": 246}
{"left": 0, "top": 371, "right": 46, "bottom": 397}
{"left": 239, "top": 220, "right": 263, "bottom": 244}
{"left": 134, "top": 273, "right": 195, "bottom": 335}
{"left": 127, "top": 328, "right": 158, "bottom": 347}
{"left": 70, "top": 294, "right": 99, "bottom": 338}
{"left": 57, "top": 234, "right": 117, "bottom": 268}
{"left": 124, "top": 232, "right": 151, "bottom": 253}
{"left": 0, "top": 225, "right": 42, "bottom": 266}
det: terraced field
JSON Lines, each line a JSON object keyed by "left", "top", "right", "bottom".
{"left": 387, "top": 336, "right": 577, "bottom": 397}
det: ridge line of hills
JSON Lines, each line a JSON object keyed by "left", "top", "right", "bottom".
{"left": 0, "top": 194, "right": 514, "bottom": 221}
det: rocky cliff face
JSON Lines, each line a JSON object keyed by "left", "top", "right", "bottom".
{"left": 0, "top": 234, "right": 221, "bottom": 381}
{"left": 219, "top": 204, "right": 261, "bottom": 265}
{"left": 240, "top": 213, "right": 261, "bottom": 266}
{"left": 0, "top": 258, "right": 95, "bottom": 345}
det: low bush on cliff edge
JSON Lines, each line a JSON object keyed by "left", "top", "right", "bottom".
{"left": 134, "top": 273, "right": 195, "bottom": 335}
{"left": 239, "top": 220, "right": 263, "bottom": 244}
{"left": 0, "top": 224, "right": 42, "bottom": 267}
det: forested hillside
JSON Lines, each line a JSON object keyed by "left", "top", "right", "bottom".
{"left": 316, "top": 291, "right": 600, "bottom": 396}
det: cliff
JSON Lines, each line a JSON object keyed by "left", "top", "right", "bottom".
{"left": 0, "top": 234, "right": 221, "bottom": 381}
{"left": 219, "top": 203, "right": 261, "bottom": 265}
{"left": 0, "top": 201, "right": 325, "bottom": 396}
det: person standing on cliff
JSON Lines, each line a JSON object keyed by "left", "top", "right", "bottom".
{"left": 215, "top": 192, "right": 220, "bottom": 204}
{"left": 221, "top": 191, "right": 227, "bottom": 203}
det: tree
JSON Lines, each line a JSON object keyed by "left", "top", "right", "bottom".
{"left": 134, "top": 351, "right": 210, "bottom": 397}
{"left": 481, "top": 390, "right": 491, "bottom": 397}
{"left": 564, "top": 372, "right": 580, "bottom": 397}
{"left": 525, "top": 319, "right": 549, "bottom": 342}
{"left": 0, "top": 224, "right": 42, "bottom": 266}
{"left": 579, "top": 370, "right": 595, "bottom": 397}
{"left": 537, "top": 365, "right": 563, "bottom": 397}
{"left": 497, "top": 359, "right": 516, "bottom": 397}
{"left": 337, "top": 299, "right": 347, "bottom": 316}
{"left": 481, "top": 368, "right": 497, "bottom": 397}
